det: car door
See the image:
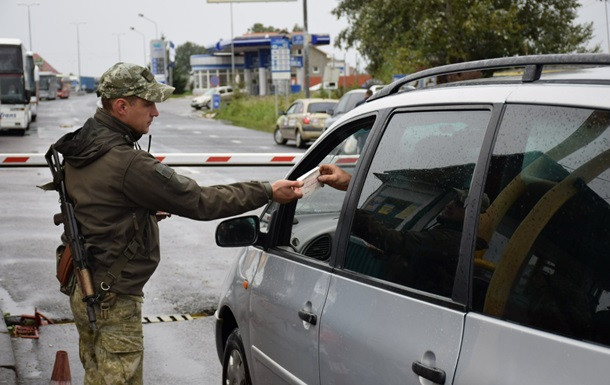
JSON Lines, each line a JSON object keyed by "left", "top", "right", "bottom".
{"left": 281, "top": 101, "right": 303, "bottom": 140}
{"left": 455, "top": 103, "right": 610, "bottom": 384}
{"left": 319, "top": 107, "right": 494, "bottom": 384}
{"left": 247, "top": 119, "right": 376, "bottom": 385}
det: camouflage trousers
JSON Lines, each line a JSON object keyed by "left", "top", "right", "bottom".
{"left": 70, "top": 285, "right": 144, "bottom": 385}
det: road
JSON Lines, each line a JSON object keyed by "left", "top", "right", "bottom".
{"left": 0, "top": 93, "right": 305, "bottom": 384}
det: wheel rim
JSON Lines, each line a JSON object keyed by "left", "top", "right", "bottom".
{"left": 274, "top": 129, "right": 284, "bottom": 143}
{"left": 225, "top": 349, "right": 247, "bottom": 385}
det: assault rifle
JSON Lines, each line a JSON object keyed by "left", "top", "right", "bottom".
{"left": 45, "top": 145, "right": 98, "bottom": 330}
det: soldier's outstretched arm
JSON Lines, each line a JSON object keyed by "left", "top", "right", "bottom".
{"left": 271, "top": 179, "right": 304, "bottom": 204}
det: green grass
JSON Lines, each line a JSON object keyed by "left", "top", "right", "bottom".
{"left": 214, "top": 95, "right": 294, "bottom": 133}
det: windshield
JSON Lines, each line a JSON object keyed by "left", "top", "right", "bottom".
{"left": 335, "top": 91, "right": 365, "bottom": 114}
{"left": 308, "top": 102, "right": 336, "bottom": 113}
{"left": 0, "top": 75, "right": 26, "bottom": 103}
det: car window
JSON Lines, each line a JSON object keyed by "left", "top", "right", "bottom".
{"left": 308, "top": 102, "right": 336, "bottom": 114}
{"left": 345, "top": 109, "right": 491, "bottom": 297}
{"left": 261, "top": 120, "right": 375, "bottom": 260}
{"left": 335, "top": 92, "right": 364, "bottom": 114}
{"left": 286, "top": 102, "right": 298, "bottom": 114}
{"left": 474, "top": 105, "right": 610, "bottom": 347}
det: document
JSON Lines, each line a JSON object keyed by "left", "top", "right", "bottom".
{"left": 297, "top": 167, "right": 323, "bottom": 198}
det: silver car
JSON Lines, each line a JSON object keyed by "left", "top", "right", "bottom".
{"left": 215, "top": 54, "right": 610, "bottom": 385}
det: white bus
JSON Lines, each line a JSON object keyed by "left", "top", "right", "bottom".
{"left": 39, "top": 71, "right": 59, "bottom": 100}
{"left": 0, "top": 38, "right": 32, "bottom": 134}
{"left": 25, "top": 51, "right": 39, "bottom": 122}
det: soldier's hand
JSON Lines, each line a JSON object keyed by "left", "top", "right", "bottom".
{"left": 271, "top": 180, "right": 304, "bottom": 204}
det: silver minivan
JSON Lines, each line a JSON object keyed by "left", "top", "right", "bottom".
{"left": 214, "top": 54, "right": 610, "bottom": 385}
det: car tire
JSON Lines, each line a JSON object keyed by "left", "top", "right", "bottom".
{"left": 295, "top": 131, "right": 306, "bottom": 148}
{"left": 274, "top": 127, "right": 287, "bottom": 145}
{"left": 222, "top": 328, "right": 252, "bottom": 385}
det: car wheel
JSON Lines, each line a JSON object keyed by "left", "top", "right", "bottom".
{"left": 274, "top": 127, "right": 287, "bottom": 145}
{"left": 295, "top": 131, "right": 306, "bottom": 148}
{"left": 222, "top": 329, "right": 252, "bottom": 385}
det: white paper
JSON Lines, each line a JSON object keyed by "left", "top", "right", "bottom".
{"left": 297, "top": 167, "right": 323, "bottom": 198}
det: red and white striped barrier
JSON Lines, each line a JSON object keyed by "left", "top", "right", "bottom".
{"left": 0, "top": 153, "right": 305, "bottom": 167}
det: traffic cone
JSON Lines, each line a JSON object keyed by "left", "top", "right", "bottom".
{"left": 50, "top": 350, "right": 71, "bottom": 385}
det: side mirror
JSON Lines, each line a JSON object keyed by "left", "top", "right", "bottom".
{"left": 215, "top": 215, "right": 260, "bottom": 247}
{"left": 327, "top": 108, "right": 334, "bottom": 115}
{"left": 279, "top": 110, "right": 286, "bottom": 115}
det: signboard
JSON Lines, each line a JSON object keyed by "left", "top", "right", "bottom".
{"left": 210, "top": 75, "right": 220, "bottom": 87}
{"left": 150, "top": 39, "right": 167, "bottom": 84}
{"left": 271, "top": 37, "right": 291, "bottom": 80}
{"left": 291, "top": 34, "right": 304, "bottom": 46}
{"left": 212, "top": 93, "right": 221, "bottom": 109}
{"left": 290, "top": 56, "right": 303, "bottom": 68}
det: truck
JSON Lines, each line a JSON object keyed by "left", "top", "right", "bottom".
{"left": 79, "top": 76, "right": 97, "bottom": 93}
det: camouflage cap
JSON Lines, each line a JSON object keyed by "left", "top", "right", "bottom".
{"left": 96, "top": 62, "right": 174, "bottom": 102}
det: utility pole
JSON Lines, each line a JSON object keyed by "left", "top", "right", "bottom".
{"left": 112, "top": 33, "right": 125, "bottom": 62}
{"left": 18, "top": 2, "right": 39, "bottom": 51}
{"left": 303, "top": 0, "right": 310, "bottom": 97}
{"left": 603, "top": 0, "right": 610, "bottom": 53}
{"left": 71, "top": 22, "right": 86, "bottom": 92}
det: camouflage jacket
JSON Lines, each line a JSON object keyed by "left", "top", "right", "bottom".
{"left": 53, "top": 107, "right": 272, "bottom": 295}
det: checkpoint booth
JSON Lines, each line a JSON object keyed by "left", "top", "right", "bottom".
{"left": 190, "top": 32, "right": 331, "bottom": 96}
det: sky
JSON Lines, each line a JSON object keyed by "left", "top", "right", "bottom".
{"left": 0, "top": 0, "right": 609, "bottom": 78}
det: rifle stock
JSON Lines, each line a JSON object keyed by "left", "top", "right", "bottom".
{"left": 46, "top": 145, "right": 98, "bottom": 330}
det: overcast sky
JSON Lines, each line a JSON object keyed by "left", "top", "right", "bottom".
{"left": 0, "top": 0, "right": 609, "bottom": 78}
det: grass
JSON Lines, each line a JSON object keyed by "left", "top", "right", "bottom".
{"left": 214, "top": 94, "right": 294, "bottom": 133}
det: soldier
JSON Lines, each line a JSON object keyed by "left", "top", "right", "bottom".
{"left": 52, "top": 62, "right": 303, "bottom": 384}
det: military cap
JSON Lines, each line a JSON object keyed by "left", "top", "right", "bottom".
{"left": 96, "top": 62, "right": 174, "bottom": 102}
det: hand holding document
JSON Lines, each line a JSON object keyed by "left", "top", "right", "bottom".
{"left": 297, "top": 167, "right": 323, "bottom": 198}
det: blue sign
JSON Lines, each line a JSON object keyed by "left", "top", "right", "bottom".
{"left": 291, "top": 34, "right": 304, "bottom": 46}
{"left": 290, "top": 56, "right": 303, "bottom": 68}
{"left": 210, "top": 75, "right": 220, "bottom": 87}
{"left": 212, "top": 94, "right": 221, "bottom": 110}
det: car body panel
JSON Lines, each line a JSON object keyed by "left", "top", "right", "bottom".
{"left": 454, "top": 313, "right": 610, "bottom": 384}
{"left": 191, "top": 86, "right": 233, "bottom": 109}
{"left": 248, "top": 251, "right": 331, "bottom": 385}
{"left": 320, "top": 275, "right": 465, "bottom": 385}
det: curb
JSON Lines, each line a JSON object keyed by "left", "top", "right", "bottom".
{"left": 0, "top": 311, "right": 17, "bottom": 385}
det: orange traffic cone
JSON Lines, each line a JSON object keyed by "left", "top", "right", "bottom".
{"left": 50, "top": 350, "right": 71, "bottom": 385}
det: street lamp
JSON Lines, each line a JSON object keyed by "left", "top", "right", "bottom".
{"left": 17, "top": 2, "right": 39, "bottom": 51}
{"left": 71, "top": 22, "right": 86, "bottom": 92}
{"left": 112, "top": 33, "right": 125, "bottom": 61}
{"left": 138, "top": 13, "right": 158, "bottom": 40}
{"left": 130, "top": 27, "right": 147, "bottom": 67}
{"left": 603, "top": 0, "right": 610, "bottom": 54}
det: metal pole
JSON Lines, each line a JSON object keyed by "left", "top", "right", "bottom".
{"left": 230, "top": 1, "right": 235, "bottom": 85}
{"left": 113, "top": 33, "right": 124, "bottom": 62}
{"left": 130, "top": 27, "right": 147, "bottom": 67}
{"left": 303, "top": 0, "right": 310, "bottom": 97}
{"left": 71, "top": 22, "right": 85, "bottom": 92}
{"left": 604, "top": 0, "right": 610, "bottom": 54}
{"left": 138, "top": 13, "right": 158, "bottom": 40}
{"left": 18, "top": 3, "right": 39, "bottom": 51}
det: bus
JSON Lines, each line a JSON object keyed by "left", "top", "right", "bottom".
{"left": 25, "top": 51, "right": 39, "bottom": 122}
{"left": 57, "top": 74, "right": 70, "bottom": 98}
{"left": 39, "top": 71, "right": 58, "bottom": 100}
{"left": 0, "top": 38, "right": 32, "bottom": 134}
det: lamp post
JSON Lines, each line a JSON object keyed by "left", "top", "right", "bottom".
{"left": 303, "top": 0, "right": 310, "bottom": 98}
{"left": 17, "top": 2, "right": 39, "bottom": 51}
{"left": 603, "top": 0, "right": 610, "bottom": 54}
{"left": 112, "top": 33, "right": 125, "bottom": 61}
{"left": 138, "top": 13, "right": 158, "bottom": 40}
{"left": 130, "top": 27, "right": 147, "bottom": 67}
{"left": 71, "top": 22, "right": 86, "bottom": 92}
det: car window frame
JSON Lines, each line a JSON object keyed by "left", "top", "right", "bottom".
{"left": 331, "top": 104, "right": 502, "bottom": 310}
{"left": 259, "top": 113, "right": 380, "bottom": 271}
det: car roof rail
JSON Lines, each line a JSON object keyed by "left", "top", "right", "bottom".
{"left": 369, "top": 54, "right": 610, "bottom": 102}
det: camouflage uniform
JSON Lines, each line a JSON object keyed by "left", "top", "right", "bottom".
{"left": 54, "top": 62, "right": 274, "bottom": 384}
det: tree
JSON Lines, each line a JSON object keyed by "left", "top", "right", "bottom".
{"left": 172, "top": 42, "right": 208, "bottom": 94}
{"left": 248, "top": 23, "right": 288, "bottom": 34}
{"left": 332, "top": 0, "right": 598, "bottom": 81}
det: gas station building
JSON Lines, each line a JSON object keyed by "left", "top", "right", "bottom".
{"left": 190, "top": 32, "right": 337, "bottom": 95}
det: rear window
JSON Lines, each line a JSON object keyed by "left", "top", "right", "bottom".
{"left": 308, "top": 102, "right": 336, "bottom": 113}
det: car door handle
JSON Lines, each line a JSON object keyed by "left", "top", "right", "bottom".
{"left": 298, "top": 309, "right": 317, "bottom": 325}
{"left": 412, "top": 361, "right": 446, "bottom": 384}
